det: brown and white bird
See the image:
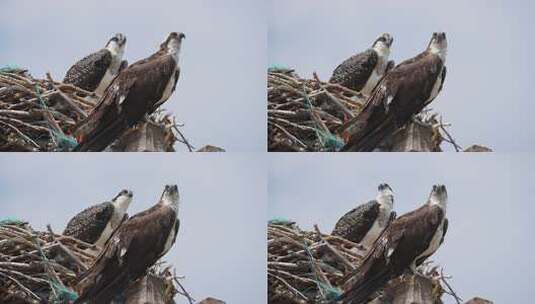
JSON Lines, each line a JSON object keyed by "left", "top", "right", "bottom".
{"left": 74, "top": 185, "right": 180, "bottom": 304}
{"left": 341, "top": 185, "right": 449, "bottom": 304}
{"left": 73, "top": 32, "right": 185, "bottom": 152}
{"left": 341, "top": 32, "right": 447, "bottom": 152}
{"left": 332, "top": 184, "right": 395, "bottom": 249}
{"left": 63, "top": 189, "right": 132, "bottom": 248}
{"left": 63, "top": 33, "right": 127, "bottom": 94}
{"left": 330, "top": 33, "right": 394, "bottom": 96}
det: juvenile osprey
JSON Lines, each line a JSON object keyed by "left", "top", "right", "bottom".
{"left": 73, "top": 32, "right": 185, "bottom": 152}
{"left": 63, "top": 189, "right": 132, "bottom": 248}
{"left": 341, "top": 32, "right": 448, "bottom": 152}
{"left": 341, "top": 185, "right": 449, "bottom": 304}
{"left": 332, "top": 184, "right": 395, "bottom": 249}
{"left": 329, "top": 33, "right": 394, "bottom": 96}
{"left": 63, "top": 33, "right": 127, "bottom": 94}
{"left": 74, "top": 185, "right": 180, "bottom": 304}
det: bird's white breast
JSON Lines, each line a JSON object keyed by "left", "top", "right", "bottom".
{"left": 361, "top": 69, "right": 382, "bottom": 96}
{"left": 427, "top": 68, "right": 444, "bottom": 102}
{"left": 158, "top": 71, "right": 177, "bottom": 104}
{"left": 162, "top": 219, "right": 177, "bottom": 256}
{"left": 360, "top": 205, "right": 389, "bottom": 250}
{"left": 416, "top": 218, "right": 445, "bottom": 261}
{"left": 94, "top": 70, "right": 116, "bottom": 96}
{"left": 94, "top": 211, "right": 121, "bottom": 248}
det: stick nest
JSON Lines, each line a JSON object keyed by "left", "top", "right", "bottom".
{"left": 267, "top": 68, "right": 465, "bottom": 152}
{"left": 0, "top": 220, "right": 189, "bottom": 304}
{"left": 0, "top": 67, "right": 189, "bottom": 152}
{"left": 267, "top": 222, "right": 458, "bottom": 304}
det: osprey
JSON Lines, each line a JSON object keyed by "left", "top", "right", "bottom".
{"left": 341, "top": 185, "right": 448, "bottom": 304}
{"left": 332, "top": 184, "right": 395, "bottom": 249}
{"left": 74, "top": 185, "right": 180, "bottom": 304}
{"left": 63, "top": 33, "right": 127, "bottom": 94}
{"left": 341, "top": 32, "right": 447, "bottom": 152}
{"left": 63, "top": 189, "right": 132, "bottom": 248}
{"left": 73, "top": 32, "right": 185, "bottom": 152}
{"left": 329, "top": 33, "right": 393, "bottom": 96}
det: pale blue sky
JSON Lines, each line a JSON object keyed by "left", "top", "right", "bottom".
{"left": 0, "top": 0, "right": 266, "bottom": 152}
{"left": 0, "top": 154, "right": 267, "bottom": 304}
{"left": 269, "top": 0, "right": 535, "bottom": 152}
{"left": 269, "top": 154, "right": 532, "bottom": 303}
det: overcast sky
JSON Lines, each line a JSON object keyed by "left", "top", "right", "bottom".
{"left": 268, "top": 0, "right": 534, "bottom": 152}
{"left": 0, "top": 154, "right": 267, "bottom": 304}
{"left": 0, "top": 0, "right": 266, "bottom": 152}
{"left": 268, "top": 154, "right": 532, "bottom": 303}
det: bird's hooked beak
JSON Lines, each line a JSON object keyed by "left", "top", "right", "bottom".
{"left": 429, "top": 184, "right": 448, "bottom": 203}
{"left": 374, "top": 33, "right": 393, "bottom": 48}
{"left": 428, "top": 32, "right": 447, "bottom": 49}
{"left": 113, "top": 189, "right": 133, "bottom": 200}
{"left": 161, "top": 184, "right": 180, "bottom": 204}
{"left": 108, "top": 33, "right": 127, "bottom": 47}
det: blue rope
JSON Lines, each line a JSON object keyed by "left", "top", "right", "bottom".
{"left": 268, "top": 217, "right": 294, "bottom": 225}
{"left": 301, "top": 85, "right": 345, "bottom": 151}
{"left": 0, "top": 218, "right": 25, "bottom": 225}
{"left": 0, "top": 65, "right": 22, "bottom": 74}
{"left": 303, "top": 240, "right": 342, "bottom": 301}
{"left": 33, "top": 85, "right": 78, "bottom": 150}
{"left": 31, "top": 234, "right": 78, "bottom": 303}
{"left": 268, "top": 64, "right": 292, "bottom": 72}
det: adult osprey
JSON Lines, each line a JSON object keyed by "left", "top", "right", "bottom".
{"left": 72, "top": 32, "right": 185, "bottom": 152}
{"left": 331, "top": 184, "right": 395, "bottom": 250}
{"left": 63, "top": 189, "right": 132, "bottom": 248}
{"left": 74, "top": 185, "right": 180, "bottom": 304}
{"left": 341, "top": 32, "right": 447, "bottom": 152}
{"left": 329, "top": 33, "right": 393, "bottom": 96}
{"left": 63, "top": 33, "right": 127, "bottom": 95}
{"left": 341, "top": 184, "right": 448, "bottom": 304}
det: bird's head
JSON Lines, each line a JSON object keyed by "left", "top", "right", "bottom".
{"left": 372, "top": 33, "right": 393, "bottom": 57}
{"left": 427, "top": 32, "right": 447, "bottom": 61}
{"left": 112, "top": 189, "right": 133, "bottom": 210}
{"left": 161, "top": 184, "right": 180, "bottom": 210}
{"left": 377, "top": 183, "right": 394, "bottom": 208}
{"left": 160, "top": 32, "right": 186, "bottom": 55}
{"left": 106, "top": 33, "right": 127, "bottom": 55}
{"left": 428, "top": 184, "right": 448, "bottom": 209}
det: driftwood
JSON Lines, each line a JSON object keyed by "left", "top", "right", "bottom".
{"left": 0, "top": 220, "right": 195, "bottom": 303}
{"left": 267, "top": 68, "right": 489, "bottom": 152}
{"left": 0, "top": 67, "right": 199, "bottom": 152}
{"left": 124, "top": 273, "right": 175, "bottom": 304}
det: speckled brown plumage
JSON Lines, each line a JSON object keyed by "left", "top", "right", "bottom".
{"left": 63, "top": 49, "right": 112, "bottom": 92}
{"left": 63, "top": 201, "right": 114, "bottom": 244}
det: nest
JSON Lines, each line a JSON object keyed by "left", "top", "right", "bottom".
{"left": 268, "top": 222, "right": 365, "bottom": 304}
{"left": 0, "top": 220, "right": 191, "bottom": 304}
{"left": 267, "top": 222, "right": 459, "bottom": 304}
{"left": 0, "top": 67, "right": 191, "bottom": 152}
{"left": 267, "top": 68, "right": 467, "bottom": 152}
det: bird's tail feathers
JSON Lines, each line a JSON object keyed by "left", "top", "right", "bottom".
{"left": 73, "top": 118, "right": 126, "bottom": 152}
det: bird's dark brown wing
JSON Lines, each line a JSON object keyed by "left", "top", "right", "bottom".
{"left": 63, "top": 49, "right": 112, "bottom": 92}
{"left": 332, "top": 200, "right": 380, "bottom": 243}
{"left": 63, "top": 202, "right": 114, "bottom": 244}
{"left": 340, "top": 52, "right": 444, "bottom": 152}
{"left": 72, "top": 54, "right": 177, "bottom": 151}
{"left": 330, "top": 49, "right": 378, "bottom": 91}
{"left": 75, "top": 205, "right": 178, "bottom": 304}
